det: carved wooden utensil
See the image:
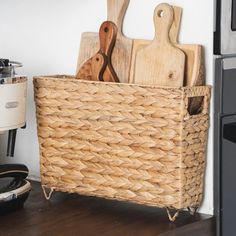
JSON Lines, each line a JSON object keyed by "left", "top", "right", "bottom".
{"left": 133, "top": 3, "right": 186, "bottom": 87}
{"left": 77, "top": 0, "right": 132, "bottom": 83}
{"left": 76, "top": 21, "right": 119, "bottom": 83}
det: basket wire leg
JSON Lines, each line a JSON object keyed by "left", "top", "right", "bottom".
{"left": 166, "top": 208, "right": 180, "bottom": 222}
{"left": 42, "top": 185, "right": 54, "bottom": 200}
{"left": 187, "top": 206, "right": 198, "bottom": 216}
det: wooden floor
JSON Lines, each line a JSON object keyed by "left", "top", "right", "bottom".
{"left": 0, "top": 181, "right": 216, "bottom": 236}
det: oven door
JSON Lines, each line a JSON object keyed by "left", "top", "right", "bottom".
{"left": 214, "top": 57, "right": 236, "bottom": 235}
{"left": 221, "top": 115, "right": 236, "bottom": 235}
{"left": 214, "top": 0, "right": 236, "bottom": 55}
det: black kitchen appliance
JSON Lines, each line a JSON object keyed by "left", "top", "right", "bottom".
{"left": 214, "top": 0, "right": 236, "bottom": 235}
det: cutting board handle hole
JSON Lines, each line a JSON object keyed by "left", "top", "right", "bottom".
{"left": 104, "top": 27, "right": 109, "bottom": 33}
{"left": 157, "top": 10, "right": 164, "bottom": 18}
{"left": 96, "top": 57, "right": 100, "bottom": 62}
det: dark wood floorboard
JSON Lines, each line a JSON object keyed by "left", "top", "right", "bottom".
{"left": 0, "top": 181, "right": 216, "bottom": 236}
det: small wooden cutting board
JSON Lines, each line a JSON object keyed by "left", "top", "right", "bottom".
{"left": 76, "top": 21, "right": 119, "bottom": 83}
{"left": 133, "top": 3, "right": 185, "bottom": 87}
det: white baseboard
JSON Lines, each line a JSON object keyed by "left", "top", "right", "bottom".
{"left": 28, "top": 175, "right": 41, "bottom": 182}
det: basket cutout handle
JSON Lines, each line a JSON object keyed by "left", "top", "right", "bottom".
{"left": 186, "top": 88, "right": 210, "bottom": 116}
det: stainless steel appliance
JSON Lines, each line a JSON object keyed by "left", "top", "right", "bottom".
{"left": 214, "top": 58, "right": 236, "bottom": 236}
{"left": 214, "top": 0, "right": 236, "bottom": 55}
{"left": 214, "top": 0, "right": 236, "bottom": 235}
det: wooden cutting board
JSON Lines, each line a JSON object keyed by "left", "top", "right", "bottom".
{"left": 133, "top": 3, "right": 186, "bottom": 87}
{"left": 76, "top": 21, "right": 119, "bottom": 83}
{"left": 129, "top": 7, "right": 203, "bottom": 88}
{"left": 77, "top": 0, "right": 132, "bottom": 83}
{"left": 76, "top": 1, "right": 182, "bottom": 83}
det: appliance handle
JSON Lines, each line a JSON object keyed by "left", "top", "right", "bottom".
{"left": 223, "top": 57, "right": 236, "bottom": 70}
{"left": 0, "top": 61, "right": 23, "bottom": 69}
{"left": 9, "top": 61, "right": 23, "bottom": 68}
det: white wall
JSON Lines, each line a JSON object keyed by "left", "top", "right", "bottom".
{"left": 0, "top": 0, "right": 214, "bottom": 214}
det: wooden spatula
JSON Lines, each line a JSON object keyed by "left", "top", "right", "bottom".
{"left": 76, "top": 21, "right": 119, "bottom": 83}
{"left": 77, "top": 0, "right": 132, "bottom": 83}
{"left": 133, "top": 3, "right": 185, "bottom": 87}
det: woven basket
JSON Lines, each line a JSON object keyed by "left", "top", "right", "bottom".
{"left": 33, "top": 75, "right": 211, "bottom": 220}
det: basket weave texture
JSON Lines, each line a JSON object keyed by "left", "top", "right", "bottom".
{"left": 34, "top": 75, "right": 211, "bottom": 210}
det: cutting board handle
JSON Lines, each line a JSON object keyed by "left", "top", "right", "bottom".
{"left": 99, "top": 21, "right": 118, "bottom": 56}
{"left": 91, "top": 53, "right": 106, "bottom": 81}
{"left": 153, "top": 3, "right": 174, "bottom": 44}
{"left": 107, "top": 0, "right": 129, "bottom": 34}
{"left": 170, "top": 6, "right": 182, "bottom": 44}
